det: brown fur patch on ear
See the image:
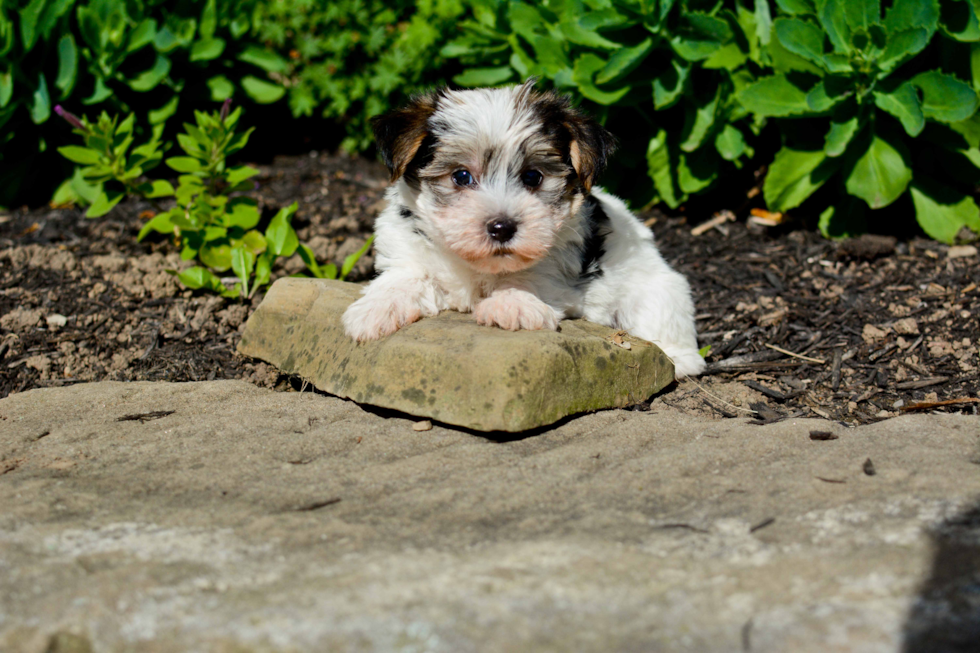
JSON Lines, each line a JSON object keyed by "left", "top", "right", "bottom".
{"left": 526, "top": 89, "right": 616, "bottom": 192}
{"left": 372, "top": 91, "right": 441, "bottom": 181}
{"left": 563, "top": 114, "right": 616, "bottom": 192}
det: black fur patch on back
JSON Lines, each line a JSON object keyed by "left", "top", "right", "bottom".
{"left": 580, "top": 195, "right": 611, "bottom": 282}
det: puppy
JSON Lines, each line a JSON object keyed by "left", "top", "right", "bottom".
{"left": 342, "top": 80, "right": 706, "bottom": 378}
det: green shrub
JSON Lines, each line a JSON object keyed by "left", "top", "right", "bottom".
{"left": 443, "top": 0, "right": 980, "bottom": 243}
{"left": 741, "top": 0, "right": 980, "bottom": 242}
{"left": 0, "top": 0, "right": 265, "bottom": 207}
{"left": 252, "top": 0, "right": 466, "bottom": 151}
{"left": 1, "top": 0, "right": 463, "bottom": 208}
{"left": 55, "top": 103, "right": 371, "bottom": 298}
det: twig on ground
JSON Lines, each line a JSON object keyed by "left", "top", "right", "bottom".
{"left": 764, "top": 344, "right": 826, "bottom": 364}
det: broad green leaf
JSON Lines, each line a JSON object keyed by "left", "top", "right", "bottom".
{"left": 190, "top": 37, "right": 225, "bottom": 62}
{"left": 240, "top": 230, "right": 267, "bottom": 254}
{"left": 774, "top": 18, "right": 827, "bottom": 68}
{"left": 671, "top": 12, "right": 733, "bottom": 61}
{"left": 764, "top": 147, "right": 839, "bottom": 211}
{"left": 175, "top": 267, "right": 223, "bottom": 292}
{"left": 239, "top": 47, "right": 288, "bottom": 73}
{"left": 207, "top": 75, "right": 234, "bottom": 101}
{"left": 453, "top": 66, "right": 514, "bottom": 87}
{"left": 714, "top": 124, "right": 747, "bottom": 161}
{"left": 949, "top": 115, "right": 980, "bottom": 147}
{"left": 58, "top": 146, "right": 101, "bottom": 165}
{"left": 137, "top": 211, "right": 176, "bottom": 241}
{"left": 200, "top": 0, "right": 218, "bottom": 39}
{"left": 30, "top": 74, "right": 50, "bottom": 124}
{"left": 825, "top": 115, "right": 861, "bottom": 156}
{"left": 873, "top": 83, "right": 925, "bottom": 136}
{"left": 144, "top": 180, "right": 175, "bottom": 198}
{"left": 507, "top": 2, "right": 545, "bottom": 42}
{"left": 738, "top": 75, "right": 812, "bottom": 116}
{"left": 226, "top": 165, "right": 260, "bottom": 185}
{"left": 231, "top": 246, "right": 255, "bottom": 298}
{"left": 845, "top": 135, "right": 912, "bottom": 208}
{"left": 86, "top": 189, "right": 124, "bottom": 218}
{"left": 129, "top": 56, "right": 171, "bottom": 92}
{"left": 20, "top": 0, "right": 46, "bottom": 50}
{"left": 768, "top": 33, "right": 825, "bottom": 74}
{"left": 912, "top": 71, "right": 979, "bottom": 123}
{"left": 596, "top": 38, "right": 653, "bottom": 85}
{"left": 149, "top": 95, "right": 178, "bottom": 124}
{"left": 647, "top": 130, "right": 684, "bottom": 208}
{"left": 816, "top": 0, "right": 852, "bottom": 54}
{"left": 653, "top": 59, "right": 690, "bottom": 109}
{"left": 885, "top": 0, "right": 940, "bottom": 38}
{"left": 677, "top": 148, "right": 718, "bottom": 194}
{"left": 341, "top": 236, "right": 375, "bottom": 280}
{"left": 877, "top": 28, "right": 930, "bottom": 74}
{"left": 127, "top": 18, "right": 156, "bottom": 52}
{"left": 266, "top": 202, "right": 299, "bottom": 257}
{"left": 680, "top": 87, "right": 720, "bottom": 152}
{"left": 910, "top": 178, "right": 980, "bottom": 243}
{"left": 200, "top": 243, "right": 232, "bottom": 271}
{"left": 842, "top": 0, "right": 881, "bottom": 32}
{"left": 573, "top": 55, "right": 630, "bottom": 105}
{"left": 806, "top": 78, "right": 852, "bottom": 111}
{"left": 68, "top": 168, "right": 101, "bottom": 205}
{"left": 166, "top": 156, "right": 203, "bottom": 173}
{"left": 55, "top": 34, "right": 77, "bottom": 96}
{"left": 559, "top": 21, "right": 619, "bottom": 50}
{"left": 973, "top": 42, "right": 980, "bottom": 88}
{"left": 225, "top": 202, "right": 260, "bottom": 230}
{"left": 776, "top": 0, "right": 817, "bottom": 14}
{"left": 241, "top": 76, "right": 285, "bottom": 104}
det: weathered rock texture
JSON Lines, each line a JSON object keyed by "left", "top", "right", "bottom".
{"left": 238, "top": 278, "right": 674, "bottom": 431}
{"left": 1, "top": 381, "right": 979, "bottom": 652}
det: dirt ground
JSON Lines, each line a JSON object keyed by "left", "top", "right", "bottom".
{"left": 1, "top": 152, "right": 977, "bottom": 425}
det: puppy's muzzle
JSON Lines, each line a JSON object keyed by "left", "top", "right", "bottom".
{"left": 486, "top": 217, "right": 518, "bottom": 243}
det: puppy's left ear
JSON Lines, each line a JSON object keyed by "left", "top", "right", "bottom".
{"left": 372, "top": 91, "right": 440, "bottom": 181}
{"left": 565, "top": 114, "right": 617, "bottom": 193}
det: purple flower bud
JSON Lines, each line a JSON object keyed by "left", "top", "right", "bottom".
{"left": 220, "top": 99, "right": 232, "bottom": 123}
{"left": 54, "top": 105, "right": 86, "bottom": 131}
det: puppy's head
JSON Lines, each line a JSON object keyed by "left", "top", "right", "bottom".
{"left": 373, "top": 80, "right": 616, "bottom": 274}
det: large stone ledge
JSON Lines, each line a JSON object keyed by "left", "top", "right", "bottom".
{"left": 237, "top": 278, "right": 674, "bottom": 431}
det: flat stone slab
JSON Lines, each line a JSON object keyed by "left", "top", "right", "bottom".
{"left": 237, "top": 278, "right": 674, "bottom": 431}
{"left": 1, "top": 381, "right": 979, "bottom": 652}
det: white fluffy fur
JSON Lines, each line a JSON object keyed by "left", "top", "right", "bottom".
{"left": 343, "top": 85, "right": 706, "bottom": 379}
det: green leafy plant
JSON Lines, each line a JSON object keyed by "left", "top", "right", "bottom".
{"left": 739, "top": 0, "right": 980, "bottom": 242}
{"left": 443, "top": 0, "right": 768, "bottom": 207}
{"left": 250, "top": 0, "right": 465, "bottom": 151}
{"left": 1, "top": 0, "right": 264, "bottom": 207}
{"left": 55, "top": 102, "right": 373, "bottom": 298}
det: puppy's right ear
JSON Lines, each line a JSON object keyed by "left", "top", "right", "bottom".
{"left": 372, "top": 92, "right": 440, "bottom": 181}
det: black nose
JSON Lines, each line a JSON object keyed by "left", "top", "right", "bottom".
{"left": 487, "top": 217, "right": 517, "bottom": 243}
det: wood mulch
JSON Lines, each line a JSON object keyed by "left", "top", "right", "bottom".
{"left": 1, "top": 152, "right": 977, "bottom": 425}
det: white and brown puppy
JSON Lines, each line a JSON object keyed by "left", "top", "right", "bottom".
{"left": 342, "top": 80, "right": 706, "bottom": 378}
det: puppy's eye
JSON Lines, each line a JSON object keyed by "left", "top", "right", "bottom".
{"left": 452, "top": 170, "right": 474, "bottom": 186}
{"left": 521, "top": 170, "right": 543, "bottom": 188}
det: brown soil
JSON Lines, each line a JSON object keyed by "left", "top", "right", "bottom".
{"left": 2, "top": 152, "right": 977, "bottom": 425}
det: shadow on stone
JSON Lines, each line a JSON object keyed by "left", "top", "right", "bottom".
{"left": 902, "top": 500, "right": 980, "bottom": 652}
{"left": 281, "top": 374, "right": 678, "bottom": 442}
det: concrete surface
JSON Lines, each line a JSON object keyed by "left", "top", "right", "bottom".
{"left": 1, "top": 380, "right": 978, "bottom": 652}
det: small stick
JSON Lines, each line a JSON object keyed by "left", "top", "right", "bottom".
{"left": 764, "top": 343, "right": 826, "bottom": 364}
{"left": 901, "top": 397, "right": 980, "bottom": 412}
{"left": 691, "top": 210, "right": 735, "bottom": 236}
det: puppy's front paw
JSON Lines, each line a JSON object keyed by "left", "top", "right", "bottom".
{"left": 343, "top": 293, "right": 423, "bottom": 341}
{"left": 474, "top": 289, "right": 559, "bottom": 332}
